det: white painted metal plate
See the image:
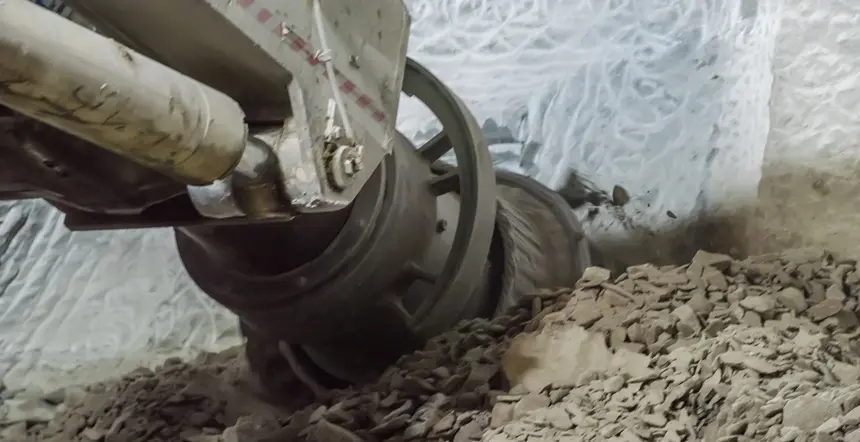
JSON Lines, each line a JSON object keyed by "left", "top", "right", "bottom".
{"left": 214, "top": 0, "right": 410, "bottom": 207}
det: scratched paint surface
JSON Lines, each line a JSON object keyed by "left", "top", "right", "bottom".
{"left": 237, "top": 0, "right": 389, "bottom": 124}
{"left": 226, "top": 0, "right": 408, "bottom": 206}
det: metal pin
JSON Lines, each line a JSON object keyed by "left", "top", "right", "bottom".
{"left": 324, "top": 99, "right": 337, "bottom": 136}
{"left": 315, "top": 49, "right": 332, "bottom": 63}
{"left": 280, "top": 23, "right": 292, "bottom": 37}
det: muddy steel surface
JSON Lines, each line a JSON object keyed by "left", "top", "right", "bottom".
{"left": 3, "top": 248, "right": 860, "bottom": 441}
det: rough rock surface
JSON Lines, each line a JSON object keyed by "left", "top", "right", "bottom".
{"left": 489, "top": 249, "right": 860, "bottom": 442}
{"left": 3, "top": 248, "right": 860, "bottom": 441}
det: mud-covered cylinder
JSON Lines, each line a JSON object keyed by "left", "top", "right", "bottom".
{"left": 0, "top": 0, "right": 248, "bottom": 185}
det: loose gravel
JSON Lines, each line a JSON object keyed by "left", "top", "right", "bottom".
{"left": 2, "top": 248, "right": 860, "bottom": 442}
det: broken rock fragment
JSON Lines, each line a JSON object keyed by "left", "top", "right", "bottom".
{"left": 18, "top": 248, "right": 860, "bottom": 442}
{"left": 777, "top": 287, "right": 809, "bottom": 313}
{"left": 807, "top": 299, "right": 844, "bottom": 321}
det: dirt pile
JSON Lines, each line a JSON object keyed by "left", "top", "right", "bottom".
{"left": 0, "top": 349, "right": 284, "bottom": 441}
{"left": 4, "top": 284, "right": 550, "bottom": 441}
{"left": 489, "top": 249, "right": 860, "bottom": 442}
{"left": 3, "top": 248, "right": 860, "bottom": 441}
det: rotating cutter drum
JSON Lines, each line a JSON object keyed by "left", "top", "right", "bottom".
{"left": 174, "top": 58, "right": 594, "bottom": 401}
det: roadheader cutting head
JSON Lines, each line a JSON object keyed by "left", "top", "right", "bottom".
{"left": 0, "top": 0, "right": 594, "bottom": 402}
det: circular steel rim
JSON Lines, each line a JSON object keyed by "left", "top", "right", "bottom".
{"left": 401, "top": 58, "right": 497, "bottom": 333}
{"left": 182, "top": 58, "right": 500, "bottom": 391}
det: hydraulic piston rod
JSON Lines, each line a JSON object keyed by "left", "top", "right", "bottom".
{"left": 0, "top": 0, "right": 248, "bottom": 185}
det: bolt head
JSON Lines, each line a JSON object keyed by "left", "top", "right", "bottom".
{"left": 342, "top": 160, "right": 355, "bottom": 175}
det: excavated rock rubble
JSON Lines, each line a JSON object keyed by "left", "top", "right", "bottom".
{"left": 3, "top": 248, "right": 860, "bottom": 441}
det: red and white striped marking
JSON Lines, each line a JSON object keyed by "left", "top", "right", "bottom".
{"left": 237, "top": 0, "right": 387, "bottom": 123}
